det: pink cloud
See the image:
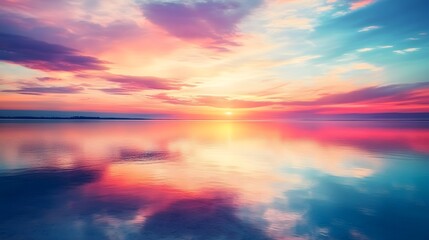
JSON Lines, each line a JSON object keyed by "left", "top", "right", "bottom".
{"left": 350, "top": 0, "right": 375, "bottom": 10}
{"left": 95, "top": 74, "right": 194, "bottom": 95}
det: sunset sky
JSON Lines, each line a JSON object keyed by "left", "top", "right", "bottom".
{"left": 0, "top": 0, "right": 428, "bottom": 119}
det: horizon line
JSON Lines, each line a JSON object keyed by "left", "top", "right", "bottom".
{"left": 1, "top": 114, "right": 429, "bottom": 121}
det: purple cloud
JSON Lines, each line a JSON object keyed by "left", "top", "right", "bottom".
{"left": 284, "top": 82, "right": 429, "bottom": 106}
{"left": 0, "top": 33, "right": 107, "bottom": 71}
{"left": 36, "top": 77, "right": 61, "bottom": 82}
{"left": 2, "top": 86, "right": 83, "bottom": 95}
{"left": 0, "top": 8, "right": 145, "bottom": 53}
{"left": 98, "top": 74, "right": 193, "bottom": 94}
{"left": 141, "top": 0, "right": 261, "bottom": 47}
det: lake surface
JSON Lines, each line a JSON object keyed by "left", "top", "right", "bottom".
{"left": 0, "top": 120, "right": 428, "bottom": 240}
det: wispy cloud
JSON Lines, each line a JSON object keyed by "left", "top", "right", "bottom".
{"left": 334, "top": 0, "right": 377, "bottom": 17}
{"left": 36, "top": 77, "right": 61, "bottom": 82}
{"left": 150, "top": 82, "right": 429, "bottom": 112}
{"left": 332, "top": 10, "right": 348, "bottom": 17}
{"left": 98, "top": 74, "right": 194, "bottom": 95}
{"left": 358, "top": 25, "right": 381, "bottom": 32}
{"left": 357, "top": 45, "right": 394, "bottom": 53}
{"left": 280, "top": 55, "right": 321, "bottom": 65}
{"left": 316, "top": 5, "right": 334, "bottom": 13}
{"left": 393, "top": 48, "right": 420, "bottom": 54}
{"left": 282, "top": 82, "right": 429, "bottom": 107}
{"left": 2, "top": 85, "right": 83, "bottom": 95}
{"left": 357, "top": 48, "right": 374, "bottom": 52}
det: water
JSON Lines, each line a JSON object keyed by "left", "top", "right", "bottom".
{"left": 0, "top": 120, "right": 428, "bottom": 240}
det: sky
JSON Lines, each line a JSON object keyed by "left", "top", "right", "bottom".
{"left": 0, "top": 0, "right": 428, "bottom": 119}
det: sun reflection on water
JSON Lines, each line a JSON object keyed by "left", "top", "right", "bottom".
{"left": 0, "top": 120, "right": 428, "bottom": 239}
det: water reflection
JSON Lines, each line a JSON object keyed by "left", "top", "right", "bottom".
{"left": 118, "top": 149, "right": 178, "bottom": 163}
{"left": 141, "top": 197, "right": 272, "bottom": 240}
{"left": 288, "top": 161, "right": 429, "bottom": 240}
{"left": 0, "top": 120, "right": 428, "bottom": 239}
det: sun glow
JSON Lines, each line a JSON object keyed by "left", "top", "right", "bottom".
{"left": 225, "top": 111, "right": 233, "bottom": 116}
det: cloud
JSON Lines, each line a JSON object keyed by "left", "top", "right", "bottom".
{"left": 283, "top": 82, "right": 429, "bottom": 106}
{"left": 273, "top": 55, "right": 321, "bottom": 66}
{"left": 357, "top": 48, "right": 374, "bottom": 52}
{"left": 357, "top": 46, "right": 395, "bottom": 53}
{"left": 328, "top": 62, "right": 382, "bottom": 75}
{"left": 393, "top": 48, "right": 420, "bottom": 54}
{"left": 140, "top": 0, "right": 262, "bottom": 48}
{"left": 0, "top": 6, "right": 193, "bottom": 69}
{"left": 151, "top": 81, "right": 429, "bottom": 111}
{"left": 98, "top": 74, "right": 193, "bottom": 95}
{"left": 151, "top": 93, "right": 274, "bottom": 108}
{"left": 2, "top": 85, "right": 84, "bottom": 95}
{"left": 316, "top": 5, "right": 334, "bottom": 13}
{"left": 0, "top": 33, "right": 107, "bottom": 71}
{"left": 265, "top": 16, "right": 314, "bottom": 31}
{"left": 0, "top": 8, "right": 149, "bottom": 54}
{"left": 36, "top": 77, "right": 61, "bottom": 82}
{"left": 350, "top": 0, "right": 375, "bottom": 10}
{"left": 332, "top": 10, "right": 348, "bottom": 17}
{"left": 332, "top": 0, "right": 376, "bottom": 17}
{"left": 0, "top": 0, "right": 74, "bottom": 15}
{"left": 358, "top": 25, "right": 381, "bottom": 32}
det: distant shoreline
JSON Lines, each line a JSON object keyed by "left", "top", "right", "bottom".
{"left": 0, "top": 116, "right": 150, "bottom": 120}
{"left": 1, "top": 116, "right": 429, "bottom": 121}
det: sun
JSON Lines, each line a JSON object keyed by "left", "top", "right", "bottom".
{"left": 224, "top": 111, "right": 233, "bottom": 116}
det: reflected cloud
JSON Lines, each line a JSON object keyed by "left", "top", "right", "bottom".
{"left": 118, "top": 149, "right": 179, "bottom": 163}
{"left": 19, "top": 141, "right": 76, "bottom": 151}
{"left": 285, "top": 161, "right": 429, "bottom": 240}
{"left": 2, "top": 120, "right": 428, "bottom": 176}
{"left": 0, "top": 168, "right": 101, "bottom": 238}
{"left": 141, "top": 197, "right": 272, "bottom": 240}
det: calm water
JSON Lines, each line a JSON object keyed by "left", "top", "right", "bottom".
{"left": 0, "top": 120, "right": 428, "bottom": 240}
